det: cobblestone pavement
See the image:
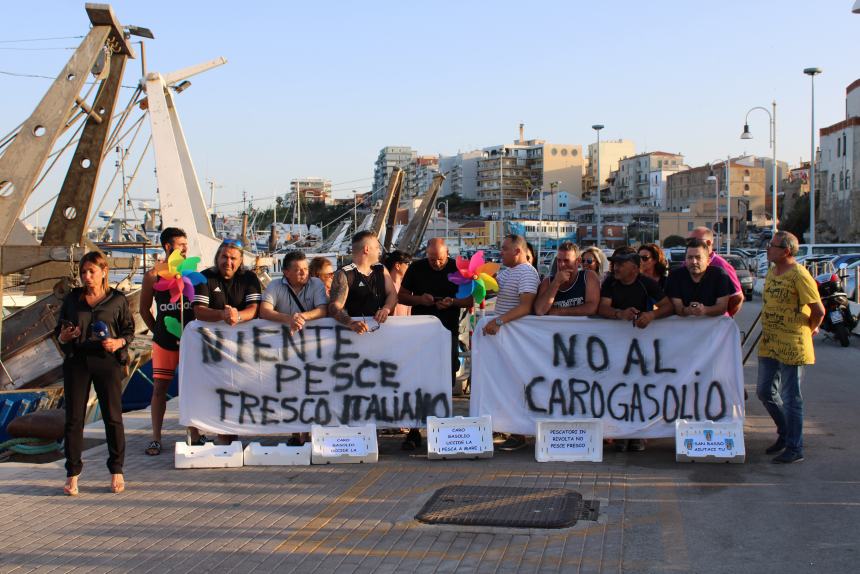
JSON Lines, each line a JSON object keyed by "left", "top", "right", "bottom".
{"left": 2, "top": 305, "right": 859, "bottom": 573}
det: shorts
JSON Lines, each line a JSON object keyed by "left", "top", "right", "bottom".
{"left": 152, "top": 342, "right": 179, "bottom": 382}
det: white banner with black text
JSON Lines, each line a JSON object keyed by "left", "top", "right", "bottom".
{"left": 471, "top": 316, "right": 744, "bottom": 438}
{"left": 178, "top": 317, "right": 452, "bottom": 435}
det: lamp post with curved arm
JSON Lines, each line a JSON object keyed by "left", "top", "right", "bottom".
{"left": 741, "top": 101, "right": 777, "bottom": 235}
{"left": 803, "top": 67, "right": 822, "bottom": 246}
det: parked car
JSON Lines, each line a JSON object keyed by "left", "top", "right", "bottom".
{"left": 724, "top": 254, "right": 755, "bottom": 300}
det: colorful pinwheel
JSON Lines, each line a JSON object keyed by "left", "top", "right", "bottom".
{"left": 152, "top": 250, "right": 206, "bottom": 337}
{"left": 447, "top": 250, "right": 500, "bottom": 304}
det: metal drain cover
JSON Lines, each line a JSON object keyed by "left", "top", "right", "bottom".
{"left": 415, "top": 485, "right": 599, "bottom": 529}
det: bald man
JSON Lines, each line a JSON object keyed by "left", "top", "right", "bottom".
{"left": 687, "top": 227, "right": 744, "bottom": 316}
{"left": 400, "top": 238, "right": 474, "bottom": 380}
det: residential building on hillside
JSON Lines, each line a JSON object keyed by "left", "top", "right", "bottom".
{"left": 586, "top": 139, "right": 635, "bottom": 195}
{"left": 404, "top": 155, "right": 440, "bottom": 199}
{"left": 439, "top": 150, "right": 482, "bottom": 200}
{"left": 476, "top": 135, "right": 583, "bottom": 219}
{"left": 662, "top": 160, "right": 768, "bottom": 244}
{"left": 290, "top": 178, "right": 332, "bottom": 205}
{"left": 611, "top": 151, "right": 686, "bottom": 207}
{"left": 373, "top": 146, "right": 416, "bottom": 199}
{"left": 818, "top": 78, "right": 860, "bottom": 241}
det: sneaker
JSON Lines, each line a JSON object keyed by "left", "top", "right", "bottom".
{"left": 628, "top": 439, "right": 645, "bottom": 452}
{"left": 765, "top": 439, "right": 786, "bottom": 455}
{"left": 772, "top": 451, "right": 804, "bottom": 464}
{"left": 497, "top": 435, "right": 528, "bottom": 451}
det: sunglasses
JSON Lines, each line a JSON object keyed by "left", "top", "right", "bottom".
{"left": 639, "top": 254, "right": 652, "bottom": 261}
{"left": 768, "top": 242, "right": 787, "bottom": 249}
{"left": 221, "top": 238, "right": 244, "bottom": 249}
{"left": 581, "top": 258, "right": 595, "bottom": 265}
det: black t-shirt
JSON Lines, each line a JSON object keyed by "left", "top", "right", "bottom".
{"left": 193, "top": 267, "right": 262, "bottom": 311}
{"left": 600, "top": 274, "right": 665, "bottom": 312}
{"left": 665, "top": 265, "right": 735, "bottom": 307}
{"left": 401, "top": 257, "right": 460, "bottom": 332}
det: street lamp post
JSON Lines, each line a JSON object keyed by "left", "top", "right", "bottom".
{"left": 592, "top": 124, "right": 604, "bottom": 246}
{"left": 549, "top": 181, "right": 561, "bottom": 245}
{"left": 804, "top": 67, "right": 822, "bottom": 246}
{"left": 741, "top": 101, "right": 778, "bottom": 234}
{"left": 437, "top": 200, "right": 449, "bottom": 244}
{"left": 705, "top": 158, "right": 729, "bottom": 251}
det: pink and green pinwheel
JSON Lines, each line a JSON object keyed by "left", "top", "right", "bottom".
{"left": 152, "top": 250, "right": 206, "bottom": 338}
{"left": 447, "top": 250, "right": 500, "bottom": 304}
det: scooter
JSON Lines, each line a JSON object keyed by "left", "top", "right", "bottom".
{"left": 816, "top": 272, "right": 858, "bottom": 347}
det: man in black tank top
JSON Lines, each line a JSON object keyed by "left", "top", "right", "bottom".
{"left": 139, "top": 228, "right": 196, "bottom": 455}
{"left": 329, "top": 231, "right": 398, "bottom": 334}
{"left": 534, "top": 241, "right": 600, "bottom": 316}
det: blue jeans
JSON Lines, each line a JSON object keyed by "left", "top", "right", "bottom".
{"left": 756, "top": 357, "right": 804, "bottom": 455}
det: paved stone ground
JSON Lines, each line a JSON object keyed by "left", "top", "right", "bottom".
{"left": 1, "top": 302, "right": 859, "bottom": 573}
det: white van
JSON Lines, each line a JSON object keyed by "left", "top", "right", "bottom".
{"left": 796, "top": 244, "right": 860, "bottom": 257}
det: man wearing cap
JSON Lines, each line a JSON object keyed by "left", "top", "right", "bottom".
{"left": 665, "top": 238, "right": 736, "bottom": 317}
{"left": 687, "top": 227, "right": 743, "bottom": 316}
{"left": 598, "top": 246, "right": 673, "bottom": 328}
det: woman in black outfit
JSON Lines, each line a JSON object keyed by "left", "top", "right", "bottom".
{"left": 56, "top": 252, "right": 134, "bottom": 496}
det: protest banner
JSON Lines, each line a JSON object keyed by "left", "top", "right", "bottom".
{"left": 178, "top": 317, "right": 452, "bottom": 435}
{"left": 471, "top": 316, "right": 744, "bottom": 438}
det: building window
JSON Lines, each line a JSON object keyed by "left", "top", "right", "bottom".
{"left": 687, "top": 222, "right": 694, "bottom": 231}
{"left": 561, "top": 148, "right": 568, "bottom": 156}
{"left": 744, "top": 184, "right": 750, "bottom": 192}
{"left": 843, "top": 133, "right": 847, "bottom": 156}
{"left": 837, "top": 138, "right": 842, "bottom": 157}
{"left": 831, "top": 173, "right": 836, "bottom": 192}
{"left": 847, "top": 170, "right": 851, "bottom": 190}
{"left": 840, "top": 171, "right": 844, "bottom": 191}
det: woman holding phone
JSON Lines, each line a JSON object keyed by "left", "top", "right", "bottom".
{"left": 56, "top": 252, "right": 135, "bottom": 496}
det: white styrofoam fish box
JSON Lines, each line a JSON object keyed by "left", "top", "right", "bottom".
{"left": 174, "top": 441, "right": 244, "bottom": 469}
{"left": 427, "top": 415, "right": 493, "bottom": 460}
{"left": 535, "top": 419, "right": 603, "bottom": 462}
{"left": 243, "top": 442, "right": 311, "bottom": 466}
{"left": 675, "top": 419, "right": 745, "bottom": 463}
{"left": 310, "top": 424, "right": 378, "bottom": 464}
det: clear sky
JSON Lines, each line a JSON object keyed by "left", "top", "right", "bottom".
{"left": 2, "top": 0, "right": 859, "bottom": 222}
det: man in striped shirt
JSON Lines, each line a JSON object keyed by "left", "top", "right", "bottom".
{"left": 483, "top": 234, "right": 539, "bottom": 334}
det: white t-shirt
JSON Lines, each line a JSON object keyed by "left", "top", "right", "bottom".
{"left": 494, "top": 263, "right": 540, "bottom": 314}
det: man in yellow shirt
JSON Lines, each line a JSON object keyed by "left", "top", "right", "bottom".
{"left": 757, "top": 231, "right": 824, "bottom": 463}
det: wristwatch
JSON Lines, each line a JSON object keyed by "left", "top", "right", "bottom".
{"left": 494, "top": 317, "right": 504, "bottom": 327}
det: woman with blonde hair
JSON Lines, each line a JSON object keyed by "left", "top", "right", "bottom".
{"left": 580, "top": 246, "right": 608, "bottom": 279}
{"left": 56, "top": 251, "right": 134, "bottom": 496}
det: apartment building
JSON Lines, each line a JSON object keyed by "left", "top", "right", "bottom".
{"left": 439, "top": 150, "right": 482, "bottom": 200}
{"left": 373, "top": 146, "right": 416, "bottom": 199}
{"left": 586, "top": 139, "right": 635, "bottom": 195}
{"left": 818, "top": 78, "right": 860, "bottom": 241}
{"left": 476, "top": 136, "right": 583, "bottom": 219}
{"left": 612, "top": 151, "right": 686, "bottom": 207}
{"left": 403, "top": 155, "right": 440, "bottom": 199}
{"left": 289, "top": 178, "right": 333, "bottom": 205}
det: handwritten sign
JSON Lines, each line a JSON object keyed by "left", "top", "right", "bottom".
{"left": 436, "top": 425, "right": 483, "bottom": 454}
{"left": 472, "top": 316, "right": 745, "bottom": 438}
{"left": 535, "top": 419, "right": 603, "bottom": 462}
{"left": 178, "top": 317, "right": 452, "bottom": 435}
{"left": 427, "top": 416, "right": 494, "bottom": 459}
{"left": 320, "top": 436, "right": 368, "bottom": 457}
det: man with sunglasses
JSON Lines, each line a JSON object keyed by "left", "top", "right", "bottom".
{"left": 193, "top": 239, "right": 262, "bottom": 444}
{"left": 757, "top": 231, "right": 824, "bottom": 464}
{"left": 686, "top": 227, "right": 743, "bottom": 316}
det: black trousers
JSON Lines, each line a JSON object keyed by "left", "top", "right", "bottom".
{"left": 63, "top": 355, "right": 125, "bottom": 477}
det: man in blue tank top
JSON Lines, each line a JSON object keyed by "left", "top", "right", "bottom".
{"left": 534, "top": 241, "right": 600, "bottom": 316}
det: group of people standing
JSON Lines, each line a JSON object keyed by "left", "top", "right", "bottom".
{"left": 54, "top": 223, "right": 824, "bottom": 494}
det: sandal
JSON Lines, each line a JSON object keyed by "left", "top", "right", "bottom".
{"left": 145, "top": 440, "right": 162, "bottom": 456}
{"left": 63, "top": 478, "right": 79, "bottom": 497}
